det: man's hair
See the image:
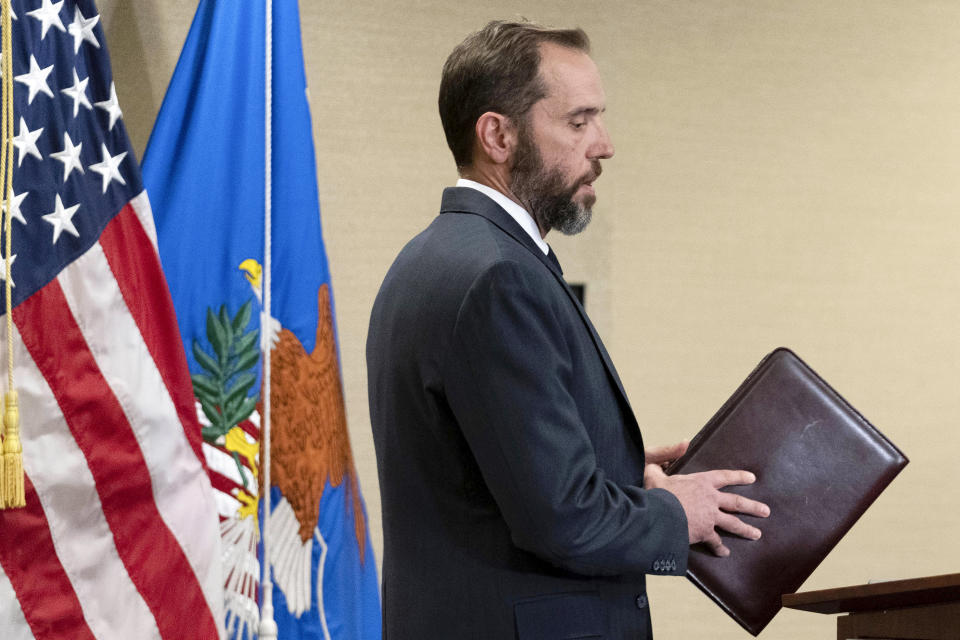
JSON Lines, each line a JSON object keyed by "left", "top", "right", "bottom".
{"left": 438, "top": 20, "right": 590, "bottom": 170}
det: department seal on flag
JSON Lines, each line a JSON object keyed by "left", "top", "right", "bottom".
{"left": 195, "top": 264, "right": 368, "bottom": 640}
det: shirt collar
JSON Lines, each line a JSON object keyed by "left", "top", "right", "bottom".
{"left": 455, "top": 178, "right": 549, "bottom": 255}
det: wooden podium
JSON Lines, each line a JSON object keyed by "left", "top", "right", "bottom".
{"left": 782, "top": 573, "right": 960, "bottom": 639}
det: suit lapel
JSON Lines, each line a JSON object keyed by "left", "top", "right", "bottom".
{"left": 544, "top": 255, "right": 635, "bottom": 416}
{"left": 439, "top": 187, "right": 635, "bottom": 415}
{"left": 439, "top": 187, "right": 558, "bottom": 274}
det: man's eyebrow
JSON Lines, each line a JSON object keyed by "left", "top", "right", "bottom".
{"left": 566, "top": 106, "right": 606, "bottom": 118}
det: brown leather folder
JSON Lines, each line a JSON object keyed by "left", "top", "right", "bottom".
{"left": 666, "top": 348, "right": 908, "bottom": 635}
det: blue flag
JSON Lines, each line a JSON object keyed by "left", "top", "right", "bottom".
{"left": 141, "top": 2, "right": 380, "bottom": 639}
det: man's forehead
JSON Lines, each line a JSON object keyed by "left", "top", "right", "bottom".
{"left": 536, "top": 42, "right": 606, "bottom": 111}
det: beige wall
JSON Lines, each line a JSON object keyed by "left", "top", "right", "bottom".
{"left": 100, "top": 2, "right": 960, "bottom": 638}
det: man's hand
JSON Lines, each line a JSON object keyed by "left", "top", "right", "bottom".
{"left": 644, "top": 463, "right": 770, "bottom": 557}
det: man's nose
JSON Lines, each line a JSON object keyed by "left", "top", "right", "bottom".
{"left": 591, "top": 121, "right": 615, "bottom": 160}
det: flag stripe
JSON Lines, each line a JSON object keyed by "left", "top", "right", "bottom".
{"left": 237, "top": 417, "right": 261, "bottom": 440}
{"left": 129, "top": 190, "right": 161, "bottom": 251}
{"left": 57, "top": 238, "right": 224, "bottom": 629}
{"left": 212, "top": 487, "right": 244, "bottom": 520}
{"left": 0, "top": 568, "right": 37, "bottom": 640}
{"left": 209, "top": 467, "right": 244, "bottom": 499}
{"left": 98, "top": 202, "right": 208, "bottom": 468}
{"left": 0, "top": 477, "right": 96, "bottom": 640}
{"left": 2, "top": 321, "right": 161, "bottom": 640}
{"left": 13, "top": 281, "right": 220, "bottom": 640}
{"left": 205, "top": 440, "right": 256, "bottom": 487}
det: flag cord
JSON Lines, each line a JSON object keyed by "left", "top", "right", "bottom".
{"left": 0, "top": 0, "right": 23, "bottom": 510}
{"left": 258, "top": 0, "right": 278, "bottom": 636}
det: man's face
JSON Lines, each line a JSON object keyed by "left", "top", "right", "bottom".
{"left": 510, "top": 43, "right": 614, "bottom": 236}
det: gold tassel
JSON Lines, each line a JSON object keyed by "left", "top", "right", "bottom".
{"left": 3, "top": 390, "right": 23, "bottom": 508}
{"left": 0, "top": 413, "right": 5, "bottom": 509}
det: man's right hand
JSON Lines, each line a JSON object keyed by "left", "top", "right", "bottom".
{"left": 644, "top": 464, "right": 770, "bottom": 557}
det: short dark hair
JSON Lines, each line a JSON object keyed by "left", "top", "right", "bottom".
{"left": 438, "top": 20, "right": 590, "bottom": 170}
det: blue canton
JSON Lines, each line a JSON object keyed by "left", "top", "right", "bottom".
{"left": 3, "top": 0, "right": 142, "bottom": 309}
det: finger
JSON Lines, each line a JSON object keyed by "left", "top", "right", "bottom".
{"left": 703, "top": 532, "right": 730, "bottom": 557}
{"left": 717, "top": 492, "right": 770, "bottom": 518}
{"left": 708, "top": 469, "right": 756, "bottom": 488}
{"left": 716, "top": 513, "right": 762, "bottom": 540}
{"left": 645, "top": 441, "right": 688, "bottom": 465}
{"left": 662, "top": 440, "right": 689, "bottom": 464}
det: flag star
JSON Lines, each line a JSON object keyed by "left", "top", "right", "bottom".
{"left": 50, "top": 132, "right": 85, "bottom": 182}
{"left": 68, "top": 6, "right": 100, "bottom": 53}
{"left": 12, "top": 117, "right": 43, "bottom": 167}
{"left": 94, "top": 82, "right": 123, "bottom": 131}
{"left": 27, "top": 0, "right": 65, "bottom": 40}
{"left": 15, "top": 55, "right": 54, "bottom": 104}
{"left": 90, "top": 144, "right": 127, "bottom": 193}
{"left": 0, "top": 254, "right": 16, "bottom": 288}
{"left": 61, "top": 68, "right": 92, "bottom": 117}
{"left": 42, "top": 195, "right": 81, "bottom": 244}
{"left": 4, "top": 191, "right": 29, "bottom": 226}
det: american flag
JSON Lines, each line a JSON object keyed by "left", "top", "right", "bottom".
{"left": 0, "top": 1, "right": 224, "bottom": 638}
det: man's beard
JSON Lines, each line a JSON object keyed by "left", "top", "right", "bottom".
{"left": 510, "top": 125, "right": 599, "bottom": 236}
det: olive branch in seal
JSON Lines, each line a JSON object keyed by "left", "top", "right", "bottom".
{"left": 191, "top": 299, "right": 260, "bottom": 488}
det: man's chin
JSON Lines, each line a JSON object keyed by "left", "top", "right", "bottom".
{"left": 554, "top": 203, "right": 592, "bottom": 236}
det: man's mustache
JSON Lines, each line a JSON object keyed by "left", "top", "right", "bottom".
{"left": 582, "top": 161, "right": 602, "bottom": 184}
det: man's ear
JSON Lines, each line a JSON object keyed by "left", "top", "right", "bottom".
{"left": 474, "top": 112, "right": 516, "bottom": 165}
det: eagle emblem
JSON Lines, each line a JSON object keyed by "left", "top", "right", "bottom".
{"left": 196, "top": 261, "right": 366, "bottom": 640}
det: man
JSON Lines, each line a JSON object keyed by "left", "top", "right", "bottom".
{"left": 367, "top": 21, "right": 769, "bottom": 639}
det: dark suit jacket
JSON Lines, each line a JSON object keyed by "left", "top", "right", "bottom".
{"left": 367, "top": 187, "right": 689, "bottom": 639}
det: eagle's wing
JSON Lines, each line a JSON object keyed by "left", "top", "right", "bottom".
{"left": 265, "top": 284, "right": 366, "bottom": 559}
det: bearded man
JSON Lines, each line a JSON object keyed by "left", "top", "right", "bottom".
{"left": 366, "top": 20, "right": 769, "bottom": 640}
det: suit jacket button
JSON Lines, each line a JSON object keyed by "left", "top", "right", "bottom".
{"left": 653, "top": 560, "right": 661, "bottom": 571}
{"left": 635, "top": 594, "right": 648, "bottom": 609}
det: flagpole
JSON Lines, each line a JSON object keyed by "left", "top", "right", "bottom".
{"left": 258, "top": 0, "right": 278, "bottom": 636}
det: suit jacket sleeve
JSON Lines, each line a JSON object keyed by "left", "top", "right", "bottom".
{"left": 443, "top": 258, "right": 689, "bottom": 576}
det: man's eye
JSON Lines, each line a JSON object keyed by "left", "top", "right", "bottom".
{"left": 571, "top": 121, "right": 586, "bottom": 130}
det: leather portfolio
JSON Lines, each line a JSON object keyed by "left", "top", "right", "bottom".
{"left": 666, "top": 348, "right": 908, "bottom": 635}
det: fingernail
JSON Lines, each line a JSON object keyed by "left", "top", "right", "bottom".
{"left": 762, "top": 506, "right": 771, "bottom": 517}
{"left": 752, "top": 529, "right": 762, "bottom": 540}
{"left": 747, "top": 472, "right": 756, "bottom": 482}
{"left": 721, "top": 547, "right": 730, "bottom": 557}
